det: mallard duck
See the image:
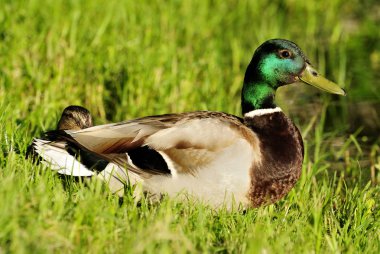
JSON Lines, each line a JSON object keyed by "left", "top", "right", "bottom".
{"left": 56, "top": 105, "right": 93, "bottom": 130}
{"left": 30, "top": 105, "right": 106, "bottom": 177}
{"left": 32, "top": 39, "right": 345, "bottom": 208}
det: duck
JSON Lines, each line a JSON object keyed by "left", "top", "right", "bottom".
{"left": 30, "top": 105, "right": 109, "bottom": 177}
{"left": 31, "top": 39, "right": 346, "bottom": 208}
{"left": 56, "top": 105, "right": 93, "bottom": 130}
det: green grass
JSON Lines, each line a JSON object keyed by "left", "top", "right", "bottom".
{"left": 1, "top": 0, "right": 380, "bottom": 253}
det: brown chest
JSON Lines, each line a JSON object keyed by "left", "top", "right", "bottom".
{"left": 244, "top": 111, "right": 304, "bottom": 207}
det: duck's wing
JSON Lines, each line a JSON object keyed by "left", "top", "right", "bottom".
{"left": 48, "top": 111, "right": 259, "bottom": 178}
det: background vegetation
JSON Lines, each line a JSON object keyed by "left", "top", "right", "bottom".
{"left": 0, "top": 0, "right": 379, "bottom": 253}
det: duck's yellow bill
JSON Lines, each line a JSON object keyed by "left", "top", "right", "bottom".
{"left": 299, "top": 64, "right": 346, "bottom": 96}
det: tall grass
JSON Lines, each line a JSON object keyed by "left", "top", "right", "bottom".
{"left": 0, "top": 0, "right": 379, "bottom": 253}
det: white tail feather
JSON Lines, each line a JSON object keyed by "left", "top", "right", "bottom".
{"left": 33, "top": 138, "right": 95, "bottom": 177}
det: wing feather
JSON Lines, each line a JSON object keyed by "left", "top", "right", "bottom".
{"left": 59, "top": 112, "right": 258, "bottom": 176}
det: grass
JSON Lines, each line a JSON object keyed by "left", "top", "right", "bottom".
{"left": 1, "top": 0, "right": 380, "bottom": 253}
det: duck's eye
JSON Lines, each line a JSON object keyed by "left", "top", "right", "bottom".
{"left": 279, "top": 50, "right": 292, "bottom": 59}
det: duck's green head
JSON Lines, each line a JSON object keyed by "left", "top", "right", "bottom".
{"left": 242, "top": 39, "right": 346, "bottom": 114}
